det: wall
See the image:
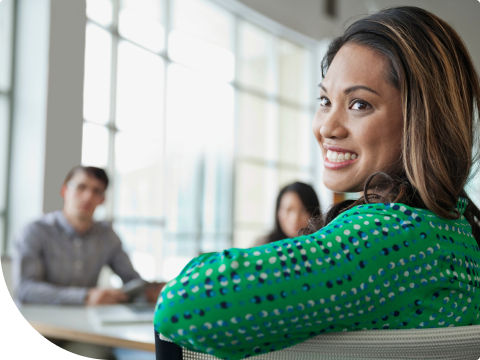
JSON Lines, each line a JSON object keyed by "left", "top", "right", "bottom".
{"left": 43, "top": 0, "right": 86, "bottom": 213}
{"left": 236, "top": 0, "right": 336, "bottom": 40}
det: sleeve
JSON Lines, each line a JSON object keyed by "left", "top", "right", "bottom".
{"left": 13, "top": 224, "right": 89, "bottom": 305}
{"left": 153, "top": 204, "right": 430, "bottom": 359}
{"left": 107, "top": 228, "right": 141, "bottom": 284}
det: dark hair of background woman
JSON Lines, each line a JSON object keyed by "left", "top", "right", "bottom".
{"left": 265, "top": 182, "right": 321, "bottom": 244}
{"left": 301, "top": 6, "right": 480, "bottom": 245}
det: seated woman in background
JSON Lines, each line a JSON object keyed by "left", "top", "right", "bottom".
{"left": 154, "top": 6, "right": 480, "bottom": 359}
{"left": 255, "top": 182, "right": 321, "bottom": 246}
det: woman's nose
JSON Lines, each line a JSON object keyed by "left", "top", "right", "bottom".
{"left": 318, "top": 108, "right": 348, "bottom": 140}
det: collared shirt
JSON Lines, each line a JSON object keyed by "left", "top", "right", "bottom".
{"left": 12, "top": 211, "right": 140, "bottom": 305}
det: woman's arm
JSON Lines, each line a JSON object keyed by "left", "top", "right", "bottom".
{"left": 154, "top": 203, "right": 429, "bottom": 359}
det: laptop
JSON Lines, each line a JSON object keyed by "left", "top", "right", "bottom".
{"left": 88, "top": 303, "right": 156, "bottom": 326}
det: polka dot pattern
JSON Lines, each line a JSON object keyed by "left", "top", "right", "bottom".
{"left": 154, "top": 198, "right": 480, "bottom": 359}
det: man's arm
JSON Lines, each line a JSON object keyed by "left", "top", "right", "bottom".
{"left": 107, "top": 231, "right": 141, "bottom": 284}
{"left": 12, "top": 224, "right": 89, "bottom": 305}
{"left": 107, "top": 230, "right": 167, "bottom": 302}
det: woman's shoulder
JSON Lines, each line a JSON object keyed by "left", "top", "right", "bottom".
{"left": 333, "top": 202, "right": 428, "bottom": 224}
{"left": 305, "top": 202, "right": 443, "bottom": 239}
{"left": 316, "top": 201, "right": 475, "bottom": 245}
{"left": 337, "top": 200, "right": 472, "bottom": 229}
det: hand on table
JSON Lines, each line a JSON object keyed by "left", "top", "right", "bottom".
{"left": 85, "top": 287, "right": 129, "bottom": 305}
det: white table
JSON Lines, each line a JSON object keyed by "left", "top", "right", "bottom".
{"left": 18, "top": 304, "right": 155, "bottom": 352}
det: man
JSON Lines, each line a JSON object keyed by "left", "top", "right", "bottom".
{"left": 13, "top": 165, "right": 159, "bottom": 305}
{"left": 13, "top": 166, "right": 163, "bottom": 358}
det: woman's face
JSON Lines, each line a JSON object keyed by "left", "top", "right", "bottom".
{"left": 312, "top": 44, "right": 403, "bottom": 193}
{"left": 277, "top": 191, "right": 311, "bottom": 238}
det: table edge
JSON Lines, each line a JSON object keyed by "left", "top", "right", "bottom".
{"left": 29, "top": 321, "right": 155, "bottom": 352}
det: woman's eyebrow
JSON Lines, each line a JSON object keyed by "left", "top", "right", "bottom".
{"left": 344, "top": 85, "right": 380, "bottom": 96}
{"left": 318, "top": 83, "right": 380, "bottom": 96}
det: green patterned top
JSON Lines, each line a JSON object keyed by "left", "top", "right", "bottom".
{"left": 154, "top": 198, "right": 480, "bottom": 359}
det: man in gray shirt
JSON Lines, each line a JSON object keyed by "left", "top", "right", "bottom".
{"left": 12, "top": 166, "right": 164, "bottom": 360}
{"left": 13, "top": 165, "right": 153, "bottom": 305}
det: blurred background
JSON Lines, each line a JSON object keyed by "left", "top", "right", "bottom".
{"left": 0, "top": 0, "right": 479, "bottom": 289}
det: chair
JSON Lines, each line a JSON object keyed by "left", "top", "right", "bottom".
{"left": 155, "top": 325, "right": 480, "bottom": 360}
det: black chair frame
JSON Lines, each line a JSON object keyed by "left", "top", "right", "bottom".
{"left": 155, "top": 330, "right": 183, "bottom": 360}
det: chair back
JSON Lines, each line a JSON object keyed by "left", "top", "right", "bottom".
{"left": 157, "top": 325, "right": 480, "bottom": 359}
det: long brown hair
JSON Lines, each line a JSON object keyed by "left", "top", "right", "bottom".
{"left": 302, "top": 6, "right": 480, "bottom": 244}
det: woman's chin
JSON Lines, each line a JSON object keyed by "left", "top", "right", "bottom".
{"left": 323, "top": 177, "right": 363, "bottom": 194}
{"left": 285, "top": 231, "right": 300, "bottom": 238}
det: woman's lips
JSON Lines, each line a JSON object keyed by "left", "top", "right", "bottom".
{"left": 323, "top": 144, "right": 359, "bottom": 170}
{"left": 324, "top": 157, "right": 358, "bottom": 170}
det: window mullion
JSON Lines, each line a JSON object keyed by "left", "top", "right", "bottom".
{"left": 106, "top": 0, "right": 120, "bottom": 222}
{"left": 162, "top": 0, "right": 172, "bottom": 230}
{"left": 230, "top": 13, "right": 240, "bottom": 249}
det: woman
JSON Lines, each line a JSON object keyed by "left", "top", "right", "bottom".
{"left": 256, "top": 182, "right": 321, "bottom": 246}
{"left": 154, "top": 6, "right": 480, "bottom": 359}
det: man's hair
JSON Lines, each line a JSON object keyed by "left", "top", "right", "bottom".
{"left": 63, "top": 166, "right": 109, "bottom": 190}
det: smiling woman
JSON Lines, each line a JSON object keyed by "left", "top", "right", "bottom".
{"left": 154, "top": 6, "right": 480, "bottom": 359}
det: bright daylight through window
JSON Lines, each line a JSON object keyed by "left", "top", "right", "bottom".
{"left": 82, "top": 0, "right": 317, "bottom": 283}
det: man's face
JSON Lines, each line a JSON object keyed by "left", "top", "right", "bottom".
{"left": 61, "top": 171, "right": 106, "bottom": 221}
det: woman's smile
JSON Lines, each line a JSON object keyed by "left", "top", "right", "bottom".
{"left": 323, "top": 144, "right": 359, "bottom": 170}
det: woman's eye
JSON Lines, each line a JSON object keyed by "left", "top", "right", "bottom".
{"left": 351, "top": 100, "right": 371, "bottom": 110}
{"left": 318, "top": 97, "right": 331, "bottom": 107}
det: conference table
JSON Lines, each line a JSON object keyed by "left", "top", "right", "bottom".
{"left": 18, "top": 304, "right": 155, "bottom": 352}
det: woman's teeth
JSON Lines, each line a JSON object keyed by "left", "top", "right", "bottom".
{"left": 326, "top": 150, "right": 358, "bottom": 162}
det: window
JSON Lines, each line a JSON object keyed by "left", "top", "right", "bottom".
{"left": 0, "top": 0, "right": 15, "bottom": 254}
{"left": 83, "top": 0, "right": 317, "bottom": 281}
{"left": 234, "top": 21, "right": 315, "bottom": 247}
